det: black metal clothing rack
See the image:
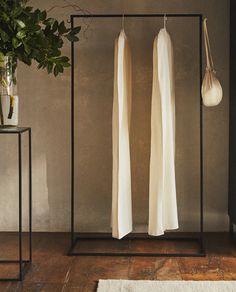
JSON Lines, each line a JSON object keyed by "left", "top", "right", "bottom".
{"left": 68, "top": 13, "right": 205, "bottom": 257}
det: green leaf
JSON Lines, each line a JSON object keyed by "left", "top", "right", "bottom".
{"left": 51, "top": 49, "right": 61, "bottom": 57}
{"left": 58, "top": 21, "right": 67, "bottom": 35}
{"left": 25, "top": 6, "right": 33, "bottom": 13}
{"left": 34, "top": 9, "right": 41, "bottom": 21}
{"left": 16, "top": 30, "right": 26, "bottom": 39}
{"left": 12, "top": 7, "right": 23, "bottom": 18}
{"left": 58, "top": 56, "right": 69, "bottom": 63}
{"left": 30, "top": 49, "right": 38, "bottom": 59}
{"left": 39, "top": 10, "right": 47, "bottom": 21}
{"left": 72, "top": 26, "right": 81, "bottom": 35}
{"left": 31, "top": 25, "right": 41, "bottom": 31}
{"left": 54, "top": 65, "right": 59, "bottom": 76}
{"left": 57, "top": 63, "right": 63, "bottom": 73}
{"left": 43, "top": 18, "right": 55, "bottom": 26}
{"left": 17, "top": 51, "right": 31, "bottom": 65}
{"left": 37, "top": 62, "right": 43, "bottom": 69}
{"left": 23, "top": 41, "right": 31, "bottom": 54}
{"left": 40, "top": 61, "right": 47, "bottom": 69}
{"left": 44, "top": 25, "right": 51, "bottom": 35}
{"left": 12, "top": 37, "right": 22, "bottom": 48}
{"left": 1, "top": 12, "right": 10, "bottom": 22}
{"left": 52, "top": 20, "right": 59, "bottom": 33}
{"left": 47, "top": 62, "right": 53, "bottom": 74}
{"left": 0, "top": 28, "right": 9, "bottom": 42}
{"left": 62, "top": 62, "right": 70, "bottom": 68}
{"left": 15, "top": 19, "right": 26, "bottom": 28}
{"left": 66, "top": 34, "right": 79, "bottom": 42}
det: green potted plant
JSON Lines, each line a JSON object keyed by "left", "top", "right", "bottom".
{"left": 0, "top": 0, "right": 81, "bottom": 127}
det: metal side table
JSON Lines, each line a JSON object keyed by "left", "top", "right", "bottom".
{"left": 0, "top": 127, "right": 32, "bottom": 281}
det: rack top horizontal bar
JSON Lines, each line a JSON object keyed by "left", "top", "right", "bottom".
{"left": 0, "top": 127, "right": 31, "bottom": 134}
{"left": 71, "top": 13, "right": 202, "bottom": 18}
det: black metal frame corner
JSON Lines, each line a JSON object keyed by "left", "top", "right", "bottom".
{"left": 0, "top": 127, "right": 32, "bottom": 281}
{"left": 68, "top": 14, "right": 205, "bottom": 257}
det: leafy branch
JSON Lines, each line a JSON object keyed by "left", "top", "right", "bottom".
{"left": 0, "top": 0, "right": 81, "bottom": 76}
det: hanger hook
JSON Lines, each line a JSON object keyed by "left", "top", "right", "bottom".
{"left": 121, "top": 0, "right": 125, "bottom": 31}
{"left": 164, "top": 14, "right": 167, "bottom": 29}
{"left": 122, "top": 13, "right": 125, "bottom": 30}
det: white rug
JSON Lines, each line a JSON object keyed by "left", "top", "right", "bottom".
{"left": 97, "top": 280, "right": 236, "bottom": 292}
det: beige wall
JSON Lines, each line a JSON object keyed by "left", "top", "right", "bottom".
{"left": 0, "top": 0, "right": 229, "bottom": 232}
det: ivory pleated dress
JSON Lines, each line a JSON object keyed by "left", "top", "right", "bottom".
{"left": 112, "top": 29, "right": 132, "bottom": 239}
{"left": 148, "top": 28, "right": 179, "bottom": 236}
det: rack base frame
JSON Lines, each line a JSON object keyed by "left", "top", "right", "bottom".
{"left": 68, "top": 233, "right": 205, "bottom": 257}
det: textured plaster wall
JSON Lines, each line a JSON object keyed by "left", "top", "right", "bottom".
{"left": 0, "top": 0, "right": 229, "bottom": 232}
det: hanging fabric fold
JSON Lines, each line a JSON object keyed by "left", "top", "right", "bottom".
{"left": 148, "top": 28, "right": 179, "bottom": 236}
{"left": 112, "top": 29, "right": 132, "bottom": 239}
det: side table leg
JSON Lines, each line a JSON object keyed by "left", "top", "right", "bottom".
{"left": 18, "top": 133, "right": 22, "bottom": 280}
{"left": 29, "top": 129, "right": 32, "bottom": 262}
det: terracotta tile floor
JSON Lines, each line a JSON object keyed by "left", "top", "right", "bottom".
{"left": 0, "top": 232, "right": 235, "bottom": 291}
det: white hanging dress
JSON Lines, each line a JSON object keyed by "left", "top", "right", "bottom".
{"left": 112, "top": 29, "right": 132, "bottom": 239}
{"left": 148, "top": 28, "right": 179, "bottom": 236}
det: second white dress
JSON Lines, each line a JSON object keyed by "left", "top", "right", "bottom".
{"left": 148, "top": 28, "right": 179, "bottom": 236}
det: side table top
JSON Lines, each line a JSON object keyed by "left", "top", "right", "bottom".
{"left": 0, "top": 127, "right": 31, "bottom": 134}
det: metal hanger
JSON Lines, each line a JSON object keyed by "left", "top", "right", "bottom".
{"left": 164, "top": 13, "right": 167, "bottom": 29}
{"left": 122, "top": 0, "right": 125, "bottom": 31}
{"left": 122, "top": 13, "right": 125, "bottom": 31}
